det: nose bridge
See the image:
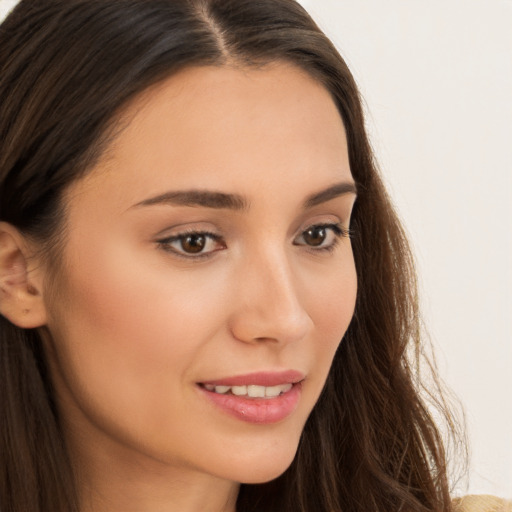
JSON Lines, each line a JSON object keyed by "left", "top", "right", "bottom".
{"left": 229, "top": 242, "right": 312, "bottom": 344}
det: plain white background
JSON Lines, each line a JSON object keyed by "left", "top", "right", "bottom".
{"left": 1, "top": 0, "right": 511, "bottom": 499}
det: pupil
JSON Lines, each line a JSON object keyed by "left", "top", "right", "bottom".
{"left": 182, "top": 234, "right": 206, "bottom": 253}
{"left": 304, "top": 227, "right": 326, "bottom": 246}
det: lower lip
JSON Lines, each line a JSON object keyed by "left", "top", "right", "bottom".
{"left": 198, "top": 383, "right": 302, "bottom": 424}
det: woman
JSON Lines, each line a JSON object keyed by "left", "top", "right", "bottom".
{"left": 0, "top": 1, "right": 474, "bottom": 511}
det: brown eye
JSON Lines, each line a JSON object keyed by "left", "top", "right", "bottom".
{"left": 181, "top": 234, "right": 206, "bottom": 253}
{"left": 303, "top": 226, "right": 327, "bottom": 246}
{"left": 158, "top": 231, "right": 225, "bottom": 258}
{"left": 293, "top": 223, "right": 346, "bottom": 252}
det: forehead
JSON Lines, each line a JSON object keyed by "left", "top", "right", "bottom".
{"left": 68, "top": 62, "right": 350, "bottom": 211}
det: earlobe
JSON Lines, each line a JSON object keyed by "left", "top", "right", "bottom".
{"left": 0, "top": 222, "right": 47, "bottom": 328}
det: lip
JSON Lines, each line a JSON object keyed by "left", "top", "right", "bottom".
{"left": 200, "top": 370, "right": 305, "bottom": 387}
{"left": 197, "top": 370, "right": 305, "bottom": 424}
{"left": 198, "top": 382, "right": 302, "bottom": 424}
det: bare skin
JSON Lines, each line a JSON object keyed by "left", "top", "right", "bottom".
{"left": 1, "top": 63, "right": 357, "bottom": 511}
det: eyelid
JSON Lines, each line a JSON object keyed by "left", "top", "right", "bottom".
{"left": 153, "top": 220, "right": 219, "bottom": 239}
{"left": 299, "top": 222, "right": 348, "bottom": 236}
{"left": 156, "top": 229, "right": 225, "bottom": 259}
{"left": 293, "top": 221, "right": 352, "bottom": 252}
{"left": 296, "top": 215, "right": 353, "bottom": 238}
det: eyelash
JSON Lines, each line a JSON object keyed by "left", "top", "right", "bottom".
{"left": 156, "top": 223, "right": 352, "bottom": 260}
{"left": 293, "top": 223, "right": 351, "bottom": 254}
{"left": 157, "top": 229, "right": 225, "bottom": 260}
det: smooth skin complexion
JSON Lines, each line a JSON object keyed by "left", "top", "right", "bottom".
{"left": 22, "top": 63, "right": 357, "bottom": 512}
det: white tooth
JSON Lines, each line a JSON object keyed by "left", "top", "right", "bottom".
{"left": 204, "top": 384, "right": 215, "bottom": 391}
{"left": 214, "top": 385, "right": 231, "bottom": 394}
{"left": 281, "top": 383, "right": 293, "bottom": 393}
{"left": 265, "top": 383, "right": 293, "bottom": 397}
{"left": 247, "top": 385, "right": 266, "bottom": 398}
{"left": 265, "top": 385, "right": 283, "bottom": 397}
{"left": 231, "top": 385, "right": 247, "bottom": 396}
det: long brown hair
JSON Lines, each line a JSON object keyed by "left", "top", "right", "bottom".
{"left": 0, "top": 1, "right": 461, "bottom": 511}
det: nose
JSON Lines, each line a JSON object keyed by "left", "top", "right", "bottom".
{"left": 228, "top": 247, "right": 313, "bottom": 345}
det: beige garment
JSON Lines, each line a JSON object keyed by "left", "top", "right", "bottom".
{"left": 453, "top": 495, "right": 512, "bottom": 512}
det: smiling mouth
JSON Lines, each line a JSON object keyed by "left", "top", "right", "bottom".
{"left": 197, "top": 371, "right": 303, "bottom": 423}
{"left": 200, "top": 383, "right": 293, "bottom": 399}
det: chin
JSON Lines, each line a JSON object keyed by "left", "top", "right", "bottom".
{"left": 222, "top": 441, "right": 299, "bottom": 484}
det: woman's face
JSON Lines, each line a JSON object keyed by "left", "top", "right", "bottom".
{"left": 42, "top": 63, "right": 357, "bottom": 486}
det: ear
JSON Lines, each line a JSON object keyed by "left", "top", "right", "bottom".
{"left": 0, "top": 222, "right": 47, "bottom": 328}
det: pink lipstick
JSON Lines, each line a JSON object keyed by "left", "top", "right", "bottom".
{"left": 198, "top": 370, "right": 304, "bottom": 424}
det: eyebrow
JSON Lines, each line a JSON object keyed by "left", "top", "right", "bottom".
{"left": 133, "top": 190, "right": 248, "bottom": 211}
{"left": 303, "top": 181, "right": 357, "bottom": 208}
{"left": 132, "top": 181, "right": 357, "bottom": 211}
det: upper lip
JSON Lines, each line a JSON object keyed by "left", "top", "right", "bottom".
{"left": 199, "top": 370, "right": 305, "bottom": 387}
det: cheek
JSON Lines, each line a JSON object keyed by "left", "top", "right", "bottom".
{"left": 297, "top": 251, "right": 357, "bottom": 396}
{"left": 310, "top": 249, "right": 357, "bottom": 338}
{"left": 61, "top": 236, "right": 225, "bottom": 347}
{"left": 44, "top": 238, "right": 230, "bottom": 424}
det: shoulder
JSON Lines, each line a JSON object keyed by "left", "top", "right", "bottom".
{"left": 453, "top": 495, "right": 512, "bottom": 512}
